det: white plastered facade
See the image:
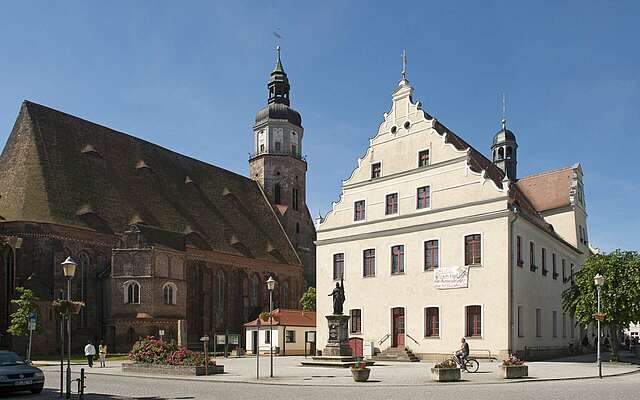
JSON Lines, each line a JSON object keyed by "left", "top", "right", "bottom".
{"left": 316, "top": 79, "right": 587, "bottom": 360}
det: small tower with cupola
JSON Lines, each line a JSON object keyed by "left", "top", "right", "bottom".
{"left": 249, "top": 47, "right": 316, "bottom": 287}
{"left": 491, "top": 116, "right": 518, "bottom": 181}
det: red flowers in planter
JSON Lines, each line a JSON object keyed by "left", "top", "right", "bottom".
{"left": 502, "top": 355, "right": 525, "bottom": 366}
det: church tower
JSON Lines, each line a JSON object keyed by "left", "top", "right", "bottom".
{"left": 249, "top": 47, "right": 316, "bottom": 287}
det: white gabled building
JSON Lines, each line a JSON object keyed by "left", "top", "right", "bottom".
{"left": 316, "top": 72, "right": 591, "bottom": 361}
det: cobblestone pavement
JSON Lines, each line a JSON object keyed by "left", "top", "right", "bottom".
{"left": 34, "top": 352, "right": 640, "bottom": 387}
{"left": 3, "top": 369, "right": 638, "bottom": 400}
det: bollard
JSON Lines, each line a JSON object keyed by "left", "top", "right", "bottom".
{"left": 79, "top": 368, "right": 86, "bottom": 398}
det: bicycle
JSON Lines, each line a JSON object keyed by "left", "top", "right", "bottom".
{"left": 451, "top": 355, "right": 480, "bottom": 373}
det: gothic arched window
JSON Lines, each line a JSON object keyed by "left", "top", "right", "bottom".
{"left": 217, "top": 272, "right": 225, "bottom": 313}
{"left": 124, "top": 281, "right": 140, "bottom": 304}
{"left": 250, "top": 275, "right": 259, "bottom": 307}
{"left": 3, "top": 247, "right": 15, "bottom": 316}
{"left": 163, "top": 282, "right": 177, "bottom": 305}
{"left": 274, "top": 184, "right": 282, "bottom": 204}
{"left": 78, "top": 252, "right": 90, "bottom": 327}
{"left": 281, "top": 281, "right": 289, "bottom": 309}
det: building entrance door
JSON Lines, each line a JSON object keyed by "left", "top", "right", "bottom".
{"left": 392, "top": 307, "right": 405, "bottom": 348}
{"left": 252, "top": 330, "right": 259, "bottom": 354}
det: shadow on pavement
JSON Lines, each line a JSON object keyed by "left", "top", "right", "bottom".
{"left": 543, "top": 350, "right": 640, "bottom": 364}
{"left": 0, "top": 388, "right": 168, "bottom": 400}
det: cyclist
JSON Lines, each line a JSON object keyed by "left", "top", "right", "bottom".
{"left": 455, "top": 337, "right": 469, "bottom": 368}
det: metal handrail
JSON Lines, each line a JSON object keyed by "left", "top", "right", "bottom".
{"left": 406, "top": 333, "right": 420, "bottom": 345}
{"left": 469, "top": 349, "right": 494, "bottom": 360}
{"left": 378, "top": 334, "right": 390, "bottom": 345}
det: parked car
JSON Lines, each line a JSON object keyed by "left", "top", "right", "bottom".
{"left": 0, "top": 351, "right": 45, "bottom": 394}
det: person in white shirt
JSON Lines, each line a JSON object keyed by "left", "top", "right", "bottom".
{"left": 84, "top": 341, "right": 96, "bottom": 368}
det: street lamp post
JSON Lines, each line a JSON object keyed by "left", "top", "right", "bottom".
{"left": 62, "top": 257, "right": 77, "bottom": 399}
{"left": 266, "top": 276, "right": 276, "bottom": 378}
{"left": 594, "top": 273, "right": 605, "bottom": 379}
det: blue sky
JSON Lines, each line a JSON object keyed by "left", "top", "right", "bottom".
{"left": 0, "top": 1, "right": 638, "bottom": 251}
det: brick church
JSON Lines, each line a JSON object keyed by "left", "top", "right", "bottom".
{"left": 0, "top": 48, "right": 316, "bottom": 354}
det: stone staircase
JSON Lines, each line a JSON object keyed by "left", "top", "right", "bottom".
{"left": 373, "top": 347, "right": 420, "bottom": 362}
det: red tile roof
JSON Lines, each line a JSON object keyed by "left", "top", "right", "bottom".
{"left": 516, "top": 166, "right": 574, "bottom": 212}
{"left": 244, "top": 309, "right": 316, "bottom": 327}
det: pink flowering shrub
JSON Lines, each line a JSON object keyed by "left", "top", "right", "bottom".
{"left": 128, "top": 336, "right": 214, "bottom": 366}
{"left": 129, "top": 336, "right": 177, "bottom": 364}
{"left": 166, "top": 348, "right": 214, "bottom": 367}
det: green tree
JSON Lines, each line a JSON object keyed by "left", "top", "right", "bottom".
{"left": 562, "top": 250, "right": 640, "bottom": 360}
{"left": 7, "top": 287, "right": 43, "bottom": 336}
{"left": 299, "top": 287, "right": 316, "bottom": 311}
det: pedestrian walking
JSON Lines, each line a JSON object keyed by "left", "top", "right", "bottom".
{"left": 98, "top": 340, "right": 108, "bottom": 367}
{"left": 84, "top": 340, "right": 96, "bottom": 368}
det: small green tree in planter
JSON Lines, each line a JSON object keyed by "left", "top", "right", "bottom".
{"left": 351, "top": 359, "right": 370, "bottom": 382}
{"left": 8, "top": 287, "right": 44, "bottom": 337}
{"left": 431, "top": 359, "right": 460, "bottom": 382}
{"left": 498, "top": 355, "right": 528, "bottom": 379}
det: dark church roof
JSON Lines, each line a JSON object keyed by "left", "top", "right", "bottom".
{"left": 0, "top": 101, "right": 302, "bottom": 266}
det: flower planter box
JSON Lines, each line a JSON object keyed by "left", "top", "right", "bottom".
{"left": 498, "top": 365, "right": 528, "bottom": 379}
{"left": 122, "top": 362, "right": 224, "bottom": 376}
{"left": 431, "top": 367, "right": 461, "bottom": 382}
{"left": 351, "top": 368, "right": 371, "bottom": 382}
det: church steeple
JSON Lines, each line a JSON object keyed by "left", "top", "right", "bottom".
{"left": 268, "top": 46, "right": 291, "bottom": 106}
{"left": 249, "top": 47, "right": 316, "bottom": 287}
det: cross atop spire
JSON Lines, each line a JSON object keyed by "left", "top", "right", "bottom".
{"left": 274, "top": 45, "right": 284, "bottom": 73}
{"left": 501, "top": 92, "right": 507, "bottom": 130}
{"left": 401, "top": 49, "right": 408, "bottom": 80}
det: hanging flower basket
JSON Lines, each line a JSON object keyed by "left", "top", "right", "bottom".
{"left": 593, "top": 312, "right": 606, "bottom": 321}
{"left": 52, "top": 300, "right": 84, "bottom": 315}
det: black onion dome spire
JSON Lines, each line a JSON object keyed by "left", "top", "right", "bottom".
{"left": 255, "top": 46, "right": 302, "bottom": 127}
{"left": 268, "top": 46, "right": 290, "bottom": 106}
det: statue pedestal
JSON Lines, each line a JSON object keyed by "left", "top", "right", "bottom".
{"left": 323, "top": 314, "right": 352, "bottom": 356}
{"left": 301, "top": 314, "right": 375, "bottom": 368}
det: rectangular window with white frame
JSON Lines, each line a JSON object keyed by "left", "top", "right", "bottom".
{"left": 424, "top": 240, "right": 439, "bottom": 270}
{"left": 530, "top": 242, "right": 537, "bottom": 272}
{"left": 418, "top": 149, "right": 430, "bottom": 167}
{"left": 464, "top": 234, "right": 481, "bottom": 266}
{"left": 424, "top": 307, "right": 440, "bottom": 337}
{"left": 516, "top": 236, "right": 523, "bottom": 267}
{"left": 363, "top": 249, "right": 376, "bottom": 277}
{"left": 332, "top": 253, "right": 344, "bottom": 280}
{"left": 385, "top": 193, "right": 398, "bottom": 215}
{"left": 391, "top": 245, "right": 405, "bottom": 274}
{"left": 465, "top": 305, "right": 482, "bottom": 337}
{"left": 354, "top": 200, "right": 366, "bottom": 221}
{"left": 371, "top": 162, "right": 381, "bottom": 179}
{"left": 286, "top": 330, "right": 296, "bottom": 343}
{"left": 416, "top": 186, "right": 431, "bottom": 210}
{"left": 350, "top": 309, "right": 362, "bottom": 334}
{"left": 517, "top": 305, "right": 524, "bottom": 337}
{"left": 541, "top": 248, "right": 548, "bottom": 276}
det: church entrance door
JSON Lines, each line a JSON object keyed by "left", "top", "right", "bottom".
{"left": 391, "top": 307, "right": 405, "bottom": 348}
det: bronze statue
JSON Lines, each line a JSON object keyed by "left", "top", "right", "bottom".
{"left": 328, "top": 275, "right": 345, "bottom": 315}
